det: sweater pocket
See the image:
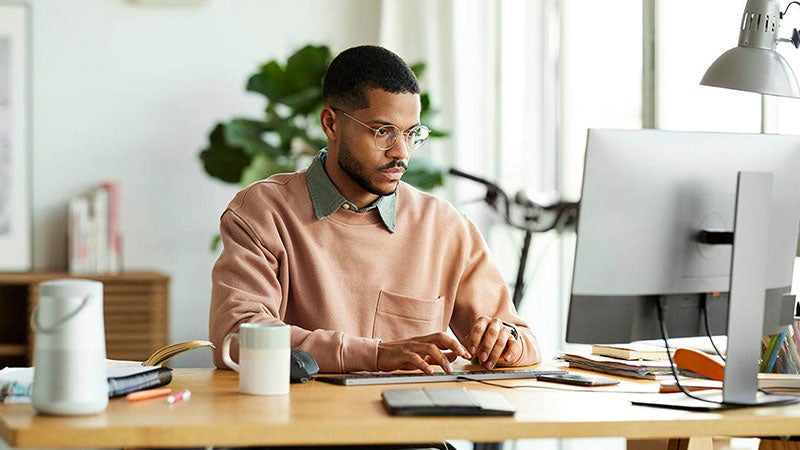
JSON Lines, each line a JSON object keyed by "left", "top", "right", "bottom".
{"left": 372, "top": 290, "right": 445, "bottom": 341}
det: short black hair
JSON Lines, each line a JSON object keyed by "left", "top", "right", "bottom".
{"left": 323, "top": 45, "right": 420, "bottom": 111}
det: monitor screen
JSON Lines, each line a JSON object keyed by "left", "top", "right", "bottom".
{"left": 566, "top": 129, "right": 800, "bottom": 408}
{"left": 567, "top": 129, "right": 800, "bottom": 346}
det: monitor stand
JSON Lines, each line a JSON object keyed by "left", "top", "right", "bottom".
{"left": 633, "top": 171, "right": 800, "bottom": 411}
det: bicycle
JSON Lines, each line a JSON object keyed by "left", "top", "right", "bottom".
{"left": 448, "top": 168, "right": 579, "bottom": 309}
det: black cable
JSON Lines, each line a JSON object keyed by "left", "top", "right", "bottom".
{"left": 695, "top": 296, "right": 797, "bottom": 399}
{"left": 783, "top": 1, "right": 800, "bottom": 18}
{"left": 656, "top": 297, "right": 725, "bottom": 406}
{"left": 700, "top": 295, "right": 726, "bottom": 361}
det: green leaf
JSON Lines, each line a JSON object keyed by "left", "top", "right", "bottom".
{"left": 280, "top": 86, "right": 324, "bottom": 115}
{"left": 409, "top": 62, "right": 426, "bottom": 79}
{"left": 284, "top": 45, "right": 331, "bottom": 91}
{"left": 404, "top": 158, "right": 447, "bottom": 191}
{"left": 225, "top": 119, "right": 280, "bottom": 158}
{"left": 210, "top": 234, "right": 222, "bottom": 252}
{"left": 246, "top": 61, "right": 290, "bottom": 99}
{"left": 198, "top": 123, "right": 253, "bottom": 184}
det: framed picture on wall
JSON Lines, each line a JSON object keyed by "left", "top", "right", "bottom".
{"left": 0, "top": 3, "right": 31, "bottom": 271}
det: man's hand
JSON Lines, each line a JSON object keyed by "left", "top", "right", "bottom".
{"left": 377, "top": 332, "right": 472, "bottom": 374}
{"left": 464, "top": 316, "right": 519, "bottom": 370}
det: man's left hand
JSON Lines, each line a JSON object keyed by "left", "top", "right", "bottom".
{"left": 464, "top": 316, "right": 519, "bottom": 369}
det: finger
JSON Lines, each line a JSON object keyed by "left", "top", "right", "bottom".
{"left": 485, "top": 326, "right": 515, "bottom": 369}
{"left": 417, "top": 343, "right": 454, "bottom": 373}
{"left": 501, "top": 337, "right": 519, "bottom": 364}
{"left": 428, "top": 352, "right": 459, "bottom": 364}
{"left": 422, "top": 332, "right": 471, "bottom": 360}
{"left": 405, "top": 352, "right": 436, "bottom": 374}
{"left": 465, "top": 317, "right": 490, "bottom": 356}
{"left": 477, "top": 320, "right": 504, "bottom": 368}
{"left": 443, "top": 350, "right": 460, "bottom": 363}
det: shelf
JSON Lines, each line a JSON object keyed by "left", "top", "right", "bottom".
{"left": 0, "top": 344, "right": 26, "bottom": 357}
{"left": 0, "top": 271, "right": 169, "bottom": 366}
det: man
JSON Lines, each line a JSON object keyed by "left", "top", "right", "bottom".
{"left": 209, "top": 45, "right": 541, "bottom": 374}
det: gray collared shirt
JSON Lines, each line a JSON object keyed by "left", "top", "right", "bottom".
{"left": 305, "top": 149, "right": 396, "bottom": 233}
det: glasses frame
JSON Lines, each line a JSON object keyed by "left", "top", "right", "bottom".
{"left": 332, "top": 108, "right": 430, "bottom": 151}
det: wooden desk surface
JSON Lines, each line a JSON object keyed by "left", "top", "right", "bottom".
{"left": 2, "top": 369, "right": 800, "bottom": 448}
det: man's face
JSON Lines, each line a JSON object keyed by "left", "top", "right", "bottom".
{"left": 325, "top": 89, "right": 421, "bottom": 207}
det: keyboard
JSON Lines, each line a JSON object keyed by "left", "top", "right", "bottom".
{"left": 315, "top": 368, "right": 568, "bottom": 386}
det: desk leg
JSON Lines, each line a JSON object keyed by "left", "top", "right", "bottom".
{"left": 667, "top": 437, "right": 713, "bottom": 450}
{"left": 627, "top": 437, "right": 713, "bottom": 450}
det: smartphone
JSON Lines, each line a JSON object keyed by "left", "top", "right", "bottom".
{"left": 536, "top": 373, "right": 620, "bottom": 387}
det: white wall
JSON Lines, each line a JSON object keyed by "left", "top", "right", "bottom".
{"left": 28, "top": 0, "right": 381, "bottom": 367}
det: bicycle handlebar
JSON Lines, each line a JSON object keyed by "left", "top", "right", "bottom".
{"left": 448, "top": 167, "right": 579, "bottom": 233}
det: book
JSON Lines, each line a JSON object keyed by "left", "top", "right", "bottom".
{"left": 142, "top": 340, "right": 215, "bottom": 366}
{"left": 108, "top": 340, "right": 215, "bottom": 367}
{"left": 0, "top": 340, "right": 214, "bottom": 403}
{"left": 559, "top": 353, "right": 675, "bottom": 380}
{"left": 660, "top": 373, "right": 800, "bottom": 394}
{"left": 107, "top": 340, "right": 214, "bottom": 397}
{"left": 100, "top": 181, "right": 121, "bottom": 274}
{"left": 67, "top": 197, "right": 90, "bottom": 274}
{"left": 107, "top": 366, "right": 173, "bottom": 398}
{"left": 591, "top": 343, "right": 671, "bottom": 361}
{"left": 0, "top": 365, "right": 172, "bottom": 402}
{"left": 67, "top": 182, "right": 123, "bottom": 275}
{"left": 757, "top": 373, "right": 800, "bottom": 392}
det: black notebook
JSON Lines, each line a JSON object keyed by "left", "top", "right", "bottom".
{"left": 107, "top": 366, "right": 173, "bottom": 398}
{"left": 381, "top": 387, "right": 515, "bottom": 416}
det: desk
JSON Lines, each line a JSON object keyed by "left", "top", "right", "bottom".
{"left": 1, "top": 369, "right": 800, "bottom": 449}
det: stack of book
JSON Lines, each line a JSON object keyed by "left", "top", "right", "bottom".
{"left": 68, "top": 182, "right": 121, "bottom": 275}
{"left": 590, "top": 342, "right": 672, "bottom": 361}
{"left": 559, "top": 352, "right": 675, "bottom": 380}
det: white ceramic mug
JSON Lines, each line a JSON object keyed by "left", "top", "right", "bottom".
{"left": 222, "top": 323, "right": 290, "bottom": 395}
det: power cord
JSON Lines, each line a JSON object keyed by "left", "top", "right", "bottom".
{"left": 700, "top": 295, "right": 726, "bottom": 361}
{"left": 782, "top": 1, "right": 800, "bottom": 18}
{"left": 656, "top": 296, "right": 726, "bottom": 406}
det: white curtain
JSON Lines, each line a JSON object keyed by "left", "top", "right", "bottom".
{"left": 378, "top": 0, "right": 564, "bottom": 363}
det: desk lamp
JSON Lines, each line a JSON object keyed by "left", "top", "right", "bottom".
{"left": 701, "top": 0, "right": 800, "bottom": 98}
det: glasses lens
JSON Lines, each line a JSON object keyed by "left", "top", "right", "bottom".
{"left": 374, "top": 126, "right": 399, "bottom": 150}
{"left": 409, "top": 126, "right": 430, "bottom": 150}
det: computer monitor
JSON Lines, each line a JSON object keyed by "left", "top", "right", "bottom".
{"left": 566, "top": 128, "right": 800, "bottom": 408}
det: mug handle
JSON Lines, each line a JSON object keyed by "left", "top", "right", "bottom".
{"left": 221, "top": 333, "right": 240, "bottom": 372}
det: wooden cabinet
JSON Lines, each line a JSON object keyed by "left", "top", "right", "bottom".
{"left": 0, "top": 272, "right": 169, "bottom": 367}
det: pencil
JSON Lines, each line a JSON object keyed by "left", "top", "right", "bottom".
{"left": 126, "top": 387, "right": 172, "bottom": 402}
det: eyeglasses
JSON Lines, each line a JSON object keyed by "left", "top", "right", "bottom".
{"left": 333, "top": 108, "right": 431, "bottom": 151}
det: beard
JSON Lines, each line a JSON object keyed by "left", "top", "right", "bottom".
{"left": 337, "top": 141, "right": 405, "bottom": 197}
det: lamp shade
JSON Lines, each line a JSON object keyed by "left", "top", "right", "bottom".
{"left": 701, "top": 46, "right": 800, "bottom": 98}
{"left": 700, "top": 0, "right": 800, "bottom": 98}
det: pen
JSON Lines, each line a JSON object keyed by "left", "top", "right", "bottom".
{"left": 126, "top": 387, "right": 172, "bottom": 402}
{"left": 166, "top": 388, "right": 191, "bottom": 404}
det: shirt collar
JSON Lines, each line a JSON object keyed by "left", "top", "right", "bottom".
{"left": 306, "top": 149, "right": 397, "bottom": 233}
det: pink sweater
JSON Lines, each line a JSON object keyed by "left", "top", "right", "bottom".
{"left": 209, "top": 169, "right": 539, "bottom": 373}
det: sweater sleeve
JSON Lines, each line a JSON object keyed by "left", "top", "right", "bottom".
{"left": 208, "top": 207, "right": 380, "bottom": 373}
{"left": 449, "top": 218, "right": 542, "bottom": 367}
